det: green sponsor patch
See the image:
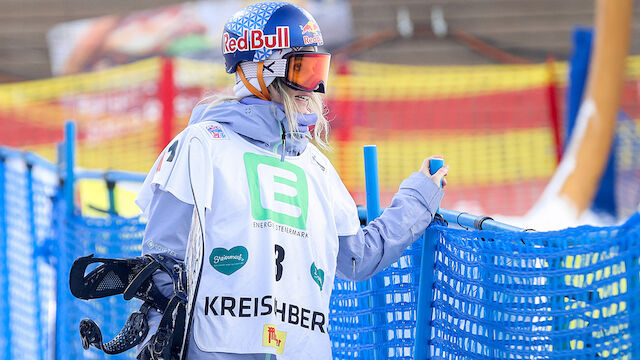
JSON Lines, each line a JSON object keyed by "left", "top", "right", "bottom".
{"left": 209, "top": 246, "right": 248, "bottom": 275}
{"left": 310, "top": 262, "right": 324, "bottom": 291}
{"left": 244, "top": 153, "right": 309, "bottom": 230}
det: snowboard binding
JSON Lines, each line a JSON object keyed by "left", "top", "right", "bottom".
{"left": 69, "top": 254, "right": 187, "bottom": 359}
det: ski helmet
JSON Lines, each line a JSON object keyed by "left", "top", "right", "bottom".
{"left": 222, "top": 2, "right": 325, "bottom": 74}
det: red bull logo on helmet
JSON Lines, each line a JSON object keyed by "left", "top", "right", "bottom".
{"left": 299, "top": 21, "right": 319, "bottom": 35}
{"left": 223, "top": 26, "right": 290, "bottom": 54}
{"left": 299, "top": 21, "right": 323, "bottom": 46}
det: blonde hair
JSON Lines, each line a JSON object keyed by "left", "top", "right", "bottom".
{"left": 199, "top": 79, "right": 330, "bottom": 150}
{"left": 270, "top": 78, "right": 330, "bottom": 150}
{"left": 198, "top": 94, "right": 240, "bottom": 114}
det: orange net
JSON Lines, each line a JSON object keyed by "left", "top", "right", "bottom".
{"left": 2, "top": 56, "right": 639, "bottom": 216}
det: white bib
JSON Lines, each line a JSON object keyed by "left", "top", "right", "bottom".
{"left": 139, "top": 121, "right": 360, "bottom": 358}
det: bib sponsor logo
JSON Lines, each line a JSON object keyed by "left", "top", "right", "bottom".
{"left": 209, "top": 246, "right": 248, "bottom": 275}
{"left": 310, "top": 262, "right": 324, "bottom": 291}
{"left": 244, "top": 153, "right": 309, "bottom": 230}
{"left": 252, "top": 220, "right": 308, "bottom": 238}
{"left": 262, "top": 324, "right": 286, "bottom": 355}
{"left": 223, "top": 27, "right": 290, "bottom": 54}
{"left": 205, "top": 124, "right": 227, "bottom": 139}
{"left": 299, "top": 21, "right": 323, "bottom": 45}
{"left": 203, "top": 295, "right": 326, "bottom": 334}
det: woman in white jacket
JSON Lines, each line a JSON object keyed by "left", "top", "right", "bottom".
{"left": 135, "top": 2, "right": 449, "bottom": 359}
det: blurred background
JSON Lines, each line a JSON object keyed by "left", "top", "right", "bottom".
{"left": 1, "top": 0, "right": 639, "bottom": 80}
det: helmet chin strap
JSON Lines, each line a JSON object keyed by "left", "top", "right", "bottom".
{"left": 237, "top": 62, "right": 271, "bottom": 101}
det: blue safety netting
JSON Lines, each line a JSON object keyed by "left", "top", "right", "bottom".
{"left": 428, "top": 217, "right": 640, "bottom": 359}
{"left": 331, "top": 241, "right": 423, "bottom": 359}
{"left": 0, "top": 155, "right": 57, "bottom": 360}
{"left": 53, "top": 201, "right": 145, "bottom": 360}
{"left": 2, "top": 149, "right": 640, "bottom": 360}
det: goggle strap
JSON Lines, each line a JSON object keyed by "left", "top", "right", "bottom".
{"left": 236, "top": 60, "right": 287, "bottom": 80}
{"left": 236, "top": 65, "right": 270, "bottom": 101}
{"left": 256, "top": 62, "right": 271, "bottom": 101}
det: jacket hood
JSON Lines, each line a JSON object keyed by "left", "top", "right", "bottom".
{"left": 187, "top": 97, "right": 318, "bottom": 158}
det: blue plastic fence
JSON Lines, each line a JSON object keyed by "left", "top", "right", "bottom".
{"left": 1, "top": 126, "right": 640, "bottom": 359}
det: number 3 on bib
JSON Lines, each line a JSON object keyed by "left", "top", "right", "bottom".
{"left": 274, "top": 244, "right": 285, "bottom": 281}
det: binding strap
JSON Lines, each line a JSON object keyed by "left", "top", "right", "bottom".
{"left": 70, "top": 254, "right": 169, "bottom": 311}
{"left": 140, "top": 296, "right": 186, "bottom": 360}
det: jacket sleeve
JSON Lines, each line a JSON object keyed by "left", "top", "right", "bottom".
{"left": 335, "top": 172, "right": 443, "bottom": 281}
{"left": 137, "top": 188, "right": 194, "bottom": 354}
{"left": 141, "top": 189, "right": 193, "bottom": 260}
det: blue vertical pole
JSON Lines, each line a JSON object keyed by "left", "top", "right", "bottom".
{"left": 25, "top": 158, "right": 43, "bottom": 360}
{"left": 414, "top": 229, "right": 438, "bottom": 359}
{"left": 565, "top": 27, "right": 593, "bottom": 145}
{"left": 56, "top": 121, "right": 76, "bottom": 360}
{"left": 64, "top": 121, "right": 76, "bottom": 218}
{"left": 363, "top": 145, "right": 387, "bottom": 359}
{"left": 363, "top": 146, "right": 381, "bottom": 221}
{"left": 0, "top": 149, "right": 11, "bottom": 360}
{"left": 414, "top": 159, "right": 444, "bottom": 358}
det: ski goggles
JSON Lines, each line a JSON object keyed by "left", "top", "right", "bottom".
{"left": 235, "top": 52, "right": 331, "bottom": 94}
{"left": 282, "top": 51, "right": 331, "bottom": 93}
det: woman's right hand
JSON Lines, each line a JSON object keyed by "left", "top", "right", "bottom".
{"left": 419, "top": 155, "right": 449, "bottom": 188}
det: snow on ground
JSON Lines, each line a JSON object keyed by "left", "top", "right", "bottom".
{"left": 493, "top": 195, "right": 622, "bottom": 231}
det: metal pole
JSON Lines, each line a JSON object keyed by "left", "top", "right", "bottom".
{"left": 438, "top": 209, "right": 524, "bottom": 232}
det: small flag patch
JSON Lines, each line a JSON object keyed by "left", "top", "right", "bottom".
{"left": 262, "top": 324, "right": 286, "bottom": 354}
{"left": 206, "top": 124, "right": 228, "bottom": 139}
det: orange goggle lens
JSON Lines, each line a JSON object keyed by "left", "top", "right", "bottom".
{"left": 284, "top": 52, "right": 331, "bottom": 93}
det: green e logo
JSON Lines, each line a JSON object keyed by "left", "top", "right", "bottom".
{"left": 244, "top": 153, "right": 309, "bottom": 230}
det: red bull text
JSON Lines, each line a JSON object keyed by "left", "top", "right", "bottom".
{"left": 223, "top": 26, "right": 290, "bottom": 54}
{"left": 299, "top": 21, "right": 323, "bottom": 45}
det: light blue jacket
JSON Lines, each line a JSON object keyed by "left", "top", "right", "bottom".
{"left": 139, "top": 97, "right": 444, "bottom": 359}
